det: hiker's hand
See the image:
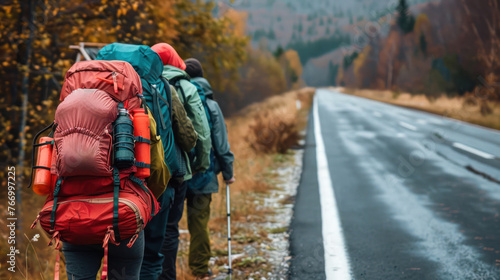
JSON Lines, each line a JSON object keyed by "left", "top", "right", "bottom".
{"left": 226, "top": 177, "right": 236, "bottom": 185}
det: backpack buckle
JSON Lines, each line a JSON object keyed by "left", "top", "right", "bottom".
{"left": 103, "top": 226, "right": 120, "bottom": 247}
{"left": 127, "top": 233, "right": 139, "bottom": 248}
{"left": 48, "top": 231, "right": 61, "bottom": 249}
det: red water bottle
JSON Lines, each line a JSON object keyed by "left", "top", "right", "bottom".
{"left": 33, "top": 137, "right": 53, "bottom": 195}
{"left": 132, "top": 108, "right": 151, "bottom": 178}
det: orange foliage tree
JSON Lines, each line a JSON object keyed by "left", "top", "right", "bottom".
{"left": 0, "top": 0, "right": 248, "bottom": 182}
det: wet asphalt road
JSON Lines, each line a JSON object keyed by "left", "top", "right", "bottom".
{"left": 289, "top": 89, "right": 500, "bottom": 280}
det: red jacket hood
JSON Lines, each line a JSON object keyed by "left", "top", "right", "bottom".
{"left": 151, "top": 43, "right": 186, "bottom": 70}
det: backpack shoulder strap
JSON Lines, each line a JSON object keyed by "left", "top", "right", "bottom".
{"left": 172, "top": 78, "right": 187, "bottom": 103}
{"left": 167, "top": 74, "right": 190, "bottom": 103}
{"left": 149, "top": 82, "right": 167, "bottom": 130}
{"left": 177, "top": 83, "right": 187, "bottom": 103}
{"left": 167, "top": 73, "right": 190, "bottom": 87}
{"left": 160, "top": 77, "right": 173, "bottom": 118}
{"left": 167, "top": 76, "right": 180, "bottom": 86}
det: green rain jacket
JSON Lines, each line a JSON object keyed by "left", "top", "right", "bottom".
{"left": 162, "top": 65, "right": 211, "bottom": 175}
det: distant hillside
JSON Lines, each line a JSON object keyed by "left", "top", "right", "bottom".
{"left": 219, "top": 0, "right": 434, "bottom": 47}
{"left": 336, "top": 0, "right": 498, "bottom": 103}
{"left": 218, "top": 0, "right": 438, "bottom": 86}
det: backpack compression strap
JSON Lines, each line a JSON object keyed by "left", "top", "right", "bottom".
{"left": 112, "top": 167, "right": 121, "bottom": 241}
{"left": 138, "top": 94, "right": 148, "bottom": 111}
{"left": 151, "top": 84, "right": 167, "bottom": 130}
{"left": 103, "top": 168, "right": 122, "bottom": 280}
{"left": 50, "top": 178, "right": 63, "bottom": 230}
{"left": 154, "top": 86, "right": 172, "bottom": 118}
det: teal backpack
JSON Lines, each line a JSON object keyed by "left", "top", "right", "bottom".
{"left": 185, "top": 80, "right": 216, "bottom": 190}
{"left": 191, "top": 81, "right": 212, "bottom": 130}
{"left": 97, "top": 43, "right": 184, "bottom": 179}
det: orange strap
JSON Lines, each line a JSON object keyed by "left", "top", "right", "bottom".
{"left": 101, "top": 226, "right": 120, "bottom": 280}
{"left": 48, "top": 231, "right": 61, "bottom": 249}
{"left": 127, "top": 233, "right": 139, "bottom": 248}
{"left": 95, "top": 76, "right": 124, "bottom": 91}
{"left": 49, "top": 231, "right": 61, "bottom": 280}
{"left": 30, "top": 215, "right": 40, "bottom": 229}
{"left": 54, "top": 249, "right": 60, "bottom": 280}
{"left": 96, "top": 76, "right": 114, "bottom": 84}
{"left": 112, "top": 72, "right": 118, "bottom": 94}
{"left": 101, "top": 242, "right": 109, "bottom": 280}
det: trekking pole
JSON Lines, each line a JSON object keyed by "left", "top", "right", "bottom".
{"left": 226, "top": 183, "right": 232, "bottom": 279}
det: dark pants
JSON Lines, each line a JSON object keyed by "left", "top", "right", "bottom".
{"left": 159, "top": 182, "right": 188, "bottom": 280}
{"left": 63, "top": 232, "right": 145, "bottom": 280}
{"left": 140, "top": 188, "right": 175, "bottom": 280}
{"left": 186, "top": 193, "right": 212, "bottom": 276}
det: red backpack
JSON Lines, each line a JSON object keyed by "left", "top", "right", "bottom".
{"left": 30, "top": 60, "right": 160, "bottom": 280}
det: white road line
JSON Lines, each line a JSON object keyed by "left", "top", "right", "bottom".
{"left": 399, "top": 121, "right": 418, "bottom": 131}
{"left": 452, "top": 142, "right": 495, "bottom": 159}
{"left": 314, "top": 93, "right": 351, "bottom": 280}
{"left": 428, "top": 119, "right": 443, "bottom": 125}
{"left": 372, "top": 111, "right": 382, "bottom": 118}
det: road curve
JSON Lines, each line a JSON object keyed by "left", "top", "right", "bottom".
{"left": 289, "top": 89, "right": 500, "bottom": 280}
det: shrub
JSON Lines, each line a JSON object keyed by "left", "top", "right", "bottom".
{"left": 246, "top": 110, "right": 300, "bottom": 154}
{"left": 480, "top": 100, "right": 493, "bottom": 116}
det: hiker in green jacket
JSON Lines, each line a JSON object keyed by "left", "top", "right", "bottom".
{"left": 152, "top": 44, "right": 211, "bottom": 175}
{"left": 151, "top": 43, "right": 212, "bottom": 280}
{"left": 184, "top": 58, "right": 235, "bottom": 279}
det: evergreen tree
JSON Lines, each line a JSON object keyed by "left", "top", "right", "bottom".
{"left": 290, "top": 69, "right": 299, "bottom": 83}
{"left": 397, "top": 0, "right": 409, "bottom": 27}
{"left": 396, "top": 0, "right": 415, "bottom": 33}
{"left": 274, "top": 45, "right": 284, "bottom": 58}
{"left": 419, "top": 32, "right": 427, "bottom": 55}
{"left": 343, "top": 52, "right": 358, "bottom": 69}
{"left": 329, "top": 61, "right": 339, "bottom": 86}
{"left": 268, "top": 29, "right": 276, "bottom": 39}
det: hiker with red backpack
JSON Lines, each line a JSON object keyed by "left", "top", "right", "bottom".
{"left": 183, "top": 58, "right": 236, "bottom": 279}
{"left": 150, "top": 43, "right": 213, "bottom": 280}
{"left": 95, "top": 43, "right": 198, "bottom": 280}
{"left": 30, "top": 60, "right": 163, "bottom": 280}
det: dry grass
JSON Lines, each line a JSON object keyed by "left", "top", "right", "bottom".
{"left": 339, "top": 87, "right": 500, "bottom": 130}
{"left": 175, "top": 87, "right": 315, "bottom": 278}
{"left": 0, "top": 192, "right": 62, "bottom": 280}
